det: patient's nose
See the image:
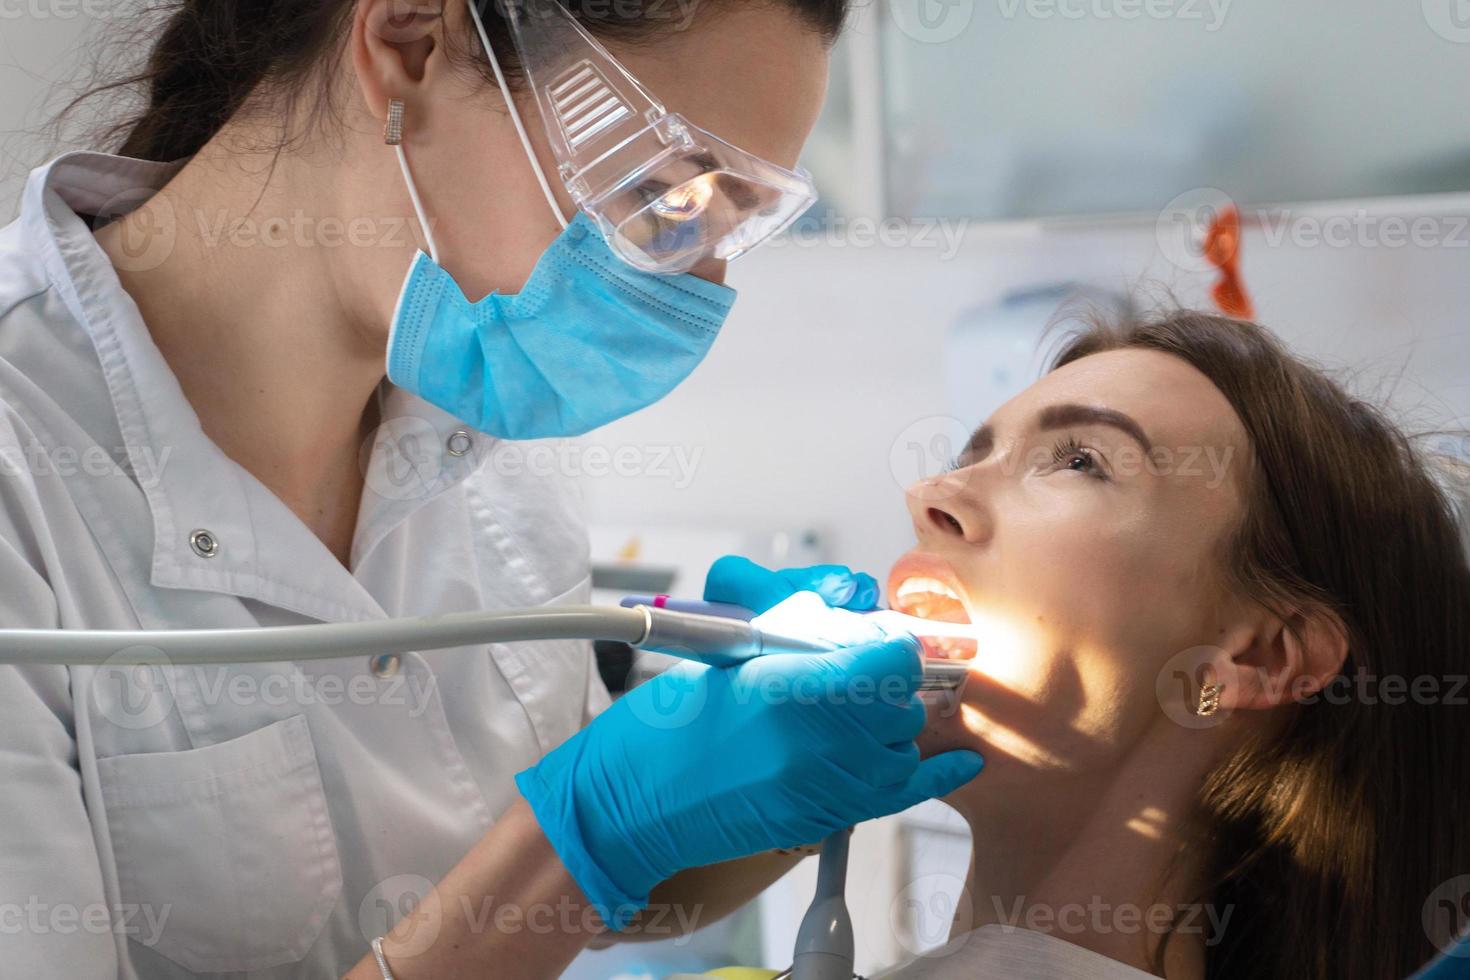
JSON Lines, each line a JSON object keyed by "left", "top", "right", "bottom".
{"left": 905, "top": 475, "right": 991, "bottom": 545}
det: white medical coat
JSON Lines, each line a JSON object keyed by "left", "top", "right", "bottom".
{"left": 0, "top": 151, "right": 610, "bottom": 978}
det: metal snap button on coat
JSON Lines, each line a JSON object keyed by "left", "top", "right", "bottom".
{"left": 446, "top": 429, "right": 473, "bottom": 457}
{"left": 189, "top": 529, "right": 219, "bottom": 558}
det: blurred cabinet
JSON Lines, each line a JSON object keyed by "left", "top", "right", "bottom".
{"left": 802, "top": 0, "right": 1470, "bottom": 223}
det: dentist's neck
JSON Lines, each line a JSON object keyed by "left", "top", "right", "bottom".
{"left": 95, "top": 123, "right": 421, "bottom": 564}
{"left": 953, "top": 718, "right": 1225, "bottom": 979}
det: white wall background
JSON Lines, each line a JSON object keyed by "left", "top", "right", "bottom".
{"left": 0, "top": 5, "right": 110, "bottom": 221}
{"left": 879, "top": 0, "right": 1470, "bottom": 218}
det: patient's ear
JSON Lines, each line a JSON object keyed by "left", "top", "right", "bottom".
{"left": 1218, "top": 604, "right": 1350, "bottom": 710}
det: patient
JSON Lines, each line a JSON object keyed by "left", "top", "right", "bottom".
{"left": 879, "top": 310, "right": 1470, "bottom": 980}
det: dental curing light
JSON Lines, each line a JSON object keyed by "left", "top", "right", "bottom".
{"left": 621, "top": 596, "right": 972, "bottom": 693}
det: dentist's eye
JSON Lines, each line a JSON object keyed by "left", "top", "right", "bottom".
{"left": 636, "top": 180, "right": 672, "bottom": 205}
{"left": 1051, "top": 435, "right": 1105, "bottom": 479}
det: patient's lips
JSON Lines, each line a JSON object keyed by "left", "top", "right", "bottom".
{"left": 887, "top": 555, "right": 979, "bottom": 660}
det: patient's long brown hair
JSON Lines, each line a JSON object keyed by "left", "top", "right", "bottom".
{"left": 1051, "top": 310, "right": 1470, "bottom": 980}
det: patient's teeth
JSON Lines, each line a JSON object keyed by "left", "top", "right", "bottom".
{"left": 896, "top": 577, "right": 960, "bottom": 601}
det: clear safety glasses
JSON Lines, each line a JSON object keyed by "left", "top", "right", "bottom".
{"left": 468, "top": 0, "right": 818, "bottom": 275}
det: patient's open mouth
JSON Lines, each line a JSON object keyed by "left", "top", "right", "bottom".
{"left": 889, "top": 570, "right": 978, "bottom": 660}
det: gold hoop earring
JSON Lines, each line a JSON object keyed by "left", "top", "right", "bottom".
{"left": 1197, "top": 683, "right": 1223, "bottom": 717}
{"left": 384, "top": 98, "right": 404, "bottom": 146}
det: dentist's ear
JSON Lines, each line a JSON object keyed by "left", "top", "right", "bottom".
{"left": 350, "top": 0, "right": 445, "bottom": 129}
{"left": 1218, "top": 604, "right": 1350, "bottom": 711}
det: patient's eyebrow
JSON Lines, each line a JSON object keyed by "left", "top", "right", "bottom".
{"left": 960, "top": 424, "right": 994, "bottom": 464}
{"left": 1037, "top": 403, "right": 1153, "bottom": 453}
{"left": 960, "top": 402, "right": 1153, "bottom": 464}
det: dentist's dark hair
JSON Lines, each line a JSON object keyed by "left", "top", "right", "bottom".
{"left": 1052, "top": 310, "right": 1470, "bottom": 980}
{"left": 66, "top": 0, "right": 849, "bottom": 164}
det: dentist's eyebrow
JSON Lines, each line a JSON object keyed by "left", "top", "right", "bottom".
{"left": 960, "top": 403, "right": 1154, "bottom": 465}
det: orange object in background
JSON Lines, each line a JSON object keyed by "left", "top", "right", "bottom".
{"left": 1203, "top": 204, "right": 1255, "bottom": 320}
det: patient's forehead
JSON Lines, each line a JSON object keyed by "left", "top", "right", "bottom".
{"left": 1001, "top": 348, "right": 1248, "bottom": 458}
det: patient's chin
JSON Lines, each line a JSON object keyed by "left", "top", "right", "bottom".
{"left": 918, "top": 700, "right": 1008, "bottom": 774}
{"left": 918, "top": 696, "right": 1082, "bottom": 785}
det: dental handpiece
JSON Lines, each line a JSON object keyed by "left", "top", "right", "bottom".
{"left": 621, "top": 596, "right": 970, "bottom": 692}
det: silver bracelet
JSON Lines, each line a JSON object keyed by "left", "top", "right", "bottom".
{"left": 370, "top": 936, "right": 396, "bottom": 980}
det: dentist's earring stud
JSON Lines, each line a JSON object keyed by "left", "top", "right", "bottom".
{"left": 384, "top": 98, "right": 404, "bottom": 145}
{"left": 1197, "top": 682, "right": 1223, "bottom": 717}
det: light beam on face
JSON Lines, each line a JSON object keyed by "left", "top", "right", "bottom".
{"left": 885, "top": 578, "right": 1091, "bottom": 772}
{"left": 865, "top": 608, "right": 1032, "bottom": 690}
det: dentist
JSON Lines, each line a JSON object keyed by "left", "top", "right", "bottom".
{"left": 0, "top": 1, "right": 983, "bottom": 978}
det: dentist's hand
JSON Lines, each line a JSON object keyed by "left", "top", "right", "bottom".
{"left": 704, "top": 555, "right": 880, "bottom": 614}
{"left": 515, "top": 634, "right": 984, "bottom": 929}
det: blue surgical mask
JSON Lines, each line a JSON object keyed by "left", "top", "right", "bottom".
{"left": 385, "top": 212, "right": 735, "bottom": 440}
{"left": 382, "top": 77, "right": 738, "bottom": 442}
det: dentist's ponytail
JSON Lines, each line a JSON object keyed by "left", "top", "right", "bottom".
{"left": 111, "top": 0, "right": 346, "bottom": 163}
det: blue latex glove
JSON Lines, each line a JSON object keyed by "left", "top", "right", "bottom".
{"left": 704, "top": 555, "right": 881, "bottom": 614}
{"left": 515, "top": 635, "right": 984, "bottom": 929}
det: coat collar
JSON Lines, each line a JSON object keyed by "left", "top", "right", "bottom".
{"left": 21, "top": 150, "right": 492, "bottom": 623}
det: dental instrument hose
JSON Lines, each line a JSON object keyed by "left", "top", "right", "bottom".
{"left": 0, "top": 605, "right": 833, "bottom": 666}
{"left": 0, "top": 606, "right": 971, "bottom": 698}
{"left": 0, "top": 603, "right": 947, "bottom": 979}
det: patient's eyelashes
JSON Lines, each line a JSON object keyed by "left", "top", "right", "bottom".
{"left": 1051, "top": 435, "right": 1106, "bottom": 479}
{"left": 941, "top": 428, "right": 1108, "bottom": 481}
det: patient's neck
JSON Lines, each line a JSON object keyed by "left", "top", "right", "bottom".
{"left": 950, "top": 717, "right": 1225, "bottom": 978}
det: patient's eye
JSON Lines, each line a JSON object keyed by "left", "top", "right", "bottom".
{"left": 1051, "top": 436, "right": 1105, "bottom": 479}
